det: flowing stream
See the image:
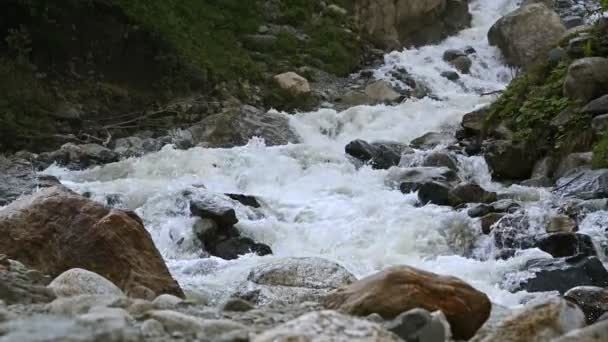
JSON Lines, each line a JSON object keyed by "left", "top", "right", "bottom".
{"left": 44, "top": 0, "right": 608, "bottom": 308}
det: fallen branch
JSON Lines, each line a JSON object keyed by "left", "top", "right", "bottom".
{"left": 480, "top": 90, "right": 504, "bottom": 96}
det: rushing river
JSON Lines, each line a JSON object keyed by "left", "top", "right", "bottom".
{"left": 44, "top": 0, "right": 608, "bottom": 308}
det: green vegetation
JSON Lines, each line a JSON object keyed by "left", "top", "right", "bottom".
{"left": 485, "top": 61, "right": 574, "bottom": 150}
{"left": 0, "top": 0, "right": 367, "bottom": 152}
{"left": 592, "top": 132, "right": 608, "bottom": 168}
{"left": 485, "top": 20, "right": 608, "bottom": 165}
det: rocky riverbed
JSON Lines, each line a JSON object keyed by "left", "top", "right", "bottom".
{"left": 2, "top": 0, "right": 608, "bottom": 341}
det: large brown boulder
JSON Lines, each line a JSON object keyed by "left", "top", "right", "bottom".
{"left": 324, "top": 265, "right": 491, "bottom": 340}
{"left": 488, "top": 3, "right": 566, "bottom": 68}
{"left": 0, "top": 186, "right": 183, "bottom": 298}
{"left": 353, "top": 0, "right": 471, "bottom": 49}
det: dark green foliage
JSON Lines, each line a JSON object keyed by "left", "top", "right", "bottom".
{"left": 486, "top": 62, "right": 573, "bottom": 146}
{"left": 593, "top": 131, "right": 608, "bottom": 168}
{"left": 0, "top": 59, "right": 57, "bottom": 151}
{"left": 0, "top": 0, "right": 366, "bottom": 152}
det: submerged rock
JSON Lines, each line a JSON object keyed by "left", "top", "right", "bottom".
{"left": 402, "top": 181, "right": 451, "bottom": 206}
{"left": 0, "top": 186, "right": 183, "bottom": 298}
{"left": 364, "top": 80, "right": 402, "bottom": 103}
{"left": 190, "top": 192, "right": 272, "bottom": 260}
{"left": 410, "top": 132, "right": 456, "bottom": 150}
{"left": 234, "top": 257, "right": 355, "bottom": 305}
{"left": 345, "top": 139, "right": 410, "bottom": 169}
{"left": 324, "top": 265, "right": 491, "bottom": 340}
{"left": 388, "top": 167, "right": 457, "bottom": 189}
{"left": 478, "top": 298, "right": 585, "bottom": 342}
{"left": 564, "top": 57, "right": 608, "bottom": 103}
{"left": 48, "top": 268, "right": 124, "bottom": 298}
{"left": 519, "top": 256, "right": 608, "bottom": 294}
{"left": 253, "top": 310, "right": 400, "bottom": 342}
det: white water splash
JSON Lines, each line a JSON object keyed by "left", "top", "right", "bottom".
{"left": 45, "top": 0, "right": 558, "bottom": 307}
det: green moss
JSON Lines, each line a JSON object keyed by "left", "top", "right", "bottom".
{"left": 593, "top": 131, "right": 608, "bottom": 168}
{"left": 486, "top": 61, "right": 573, "bottom": 147}
{"left": 0, "top": 0, "right": 368, "bottom": 152}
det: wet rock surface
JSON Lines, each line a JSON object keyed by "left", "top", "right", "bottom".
{"left": 0, "top": 186, "right": 183, "bottom": 298}
{"left": 325, "top": 265, "right": 491, "bottom": 340}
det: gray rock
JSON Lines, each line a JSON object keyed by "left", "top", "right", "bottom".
{"left": 480, "top": 213, "right": 505, "bottom": 234}
{"left": 386, "top": 167, "right": 457, "bottom": 189}
{"left": 531, "top": 156, "right": 556, "bottom": 179}
{"left": 421, "top": 152, "right": 459, "bottom": 172}
{"left": 47, "top": 295, "right": 128, "bottom": 317}
{"left": 440, "top": 71, "right": 460, "bottom": 81}
{"left": 564, "top": 286, "right": 608, "bottom": 324}
{"left": 461, "top": 107, "right": 489, "bottom": 137}
{"left": 410, "top": 132, "right": 456, "bottom": 149}
{"left": 112, "top": 136, "right": 162, "bottom": 158}
{"left": 546, "top": 214, "right": 577, "bottom": 233}
{"left": 450, "top": 56, "right": 472, "bottom": 74}
{"left": 384, "top": 308, "right": 449, "bottom": 342}
{"left": 152, "top": 294, "right": 184, "bottom": 310}
{"left": 234, "top": 257, "right": 355, "bottom": 305}
{"left": 564, "top": 57, "right": 608, "bottom": 103}
{"left": 76, "top": 307, "right": 132, "bottom": 331}
{"left": 468, "top": 204, "right": 494, "bottom": 218}
{"left": 478, "top": 298, "right": 584, "bottom": 342}
{"left": 581, "top": 95, "right": 608, "bottom": 116}
{"left": 554, "top": 152, "right": 592, "bottom": 180}
{"left": 37, "top": 143, "right": 119, "bottom": 170}
{"left": 140, "top": 319, "right": 166, "bottom": 338}
{"left": 48, "top": 269, "right": 124, "bottom": 298}
{"left": 338, "top": 90, "right": 374, "bottom": 106}
{"left": 221, "top": 298, "right": 255, "bottom": 312}
{"left": 364, "top": 80, "right": 402, "bottom": 103}
{"left": 519, "top": 256, "right": 608, "bottom": 294}
{"left": 552, "top": 319, "right": 608, "bottom": 342}
{"left": 187, "top": 105, "right": 299, "bottom": 148}
{"left": 146, "top": 310, "right": 247, "bottom": 339}
{"left": 488, "top": 3, "right": 566, "bottom": 67}
{"left": 548, "top": 47, "right": 567, "bottom": 63}
{"left": 563, "top": 15, "right": 584, "bottom": 29}
{"left": 346, "top": 139, "right": 410, "bottom": 169}
{"left": 0, "top": 315, "right": 140, "bottom": 342}
{"left": 591, "top": 114, "right": 608, "bottom": 135}
{"left": 483, "top": 140, "right": 536, "bottom": 180}
{"left": 0, "top": 156, "right": 61, "bottom": 206}
{"left": 0, "top": 256, "right": 55, "bottom": 305}
{"left": 534, "top": 233, "right": 595, "bottom": 258}
{"left": 555, "top": 169, "right": 608, "bottom": 199}
{"left": 353, "top": 0, "right": 471, "bottom": 49}
{"left": 253, "top": 310, "right": 400, "bottom": 342}
{"left": 448, "top": 183, "right": 497, "bottom": 207}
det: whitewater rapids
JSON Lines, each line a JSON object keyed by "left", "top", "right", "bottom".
{"left": 45, "top": 0, "right": 605, "bottom": 308}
